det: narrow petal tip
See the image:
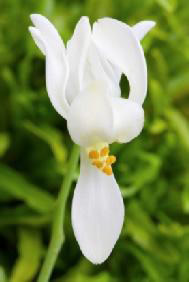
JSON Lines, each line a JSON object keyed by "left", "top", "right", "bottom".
{"left": 30, "top": 13, "right": 39, "bottom": 24}
{"left": 132, "top": 20, "right": 156, "bottom": 41}
{"left": 28, "top": 26, "right": 34, "bottom": 33}
{"left": 30, "top": 13, "right": 43, "bottom": 24}
{"left": 28, "top": 26, "right": 46, "bottom": 55}
{"left": 28, "top": 26, "right": 38, "bottom": 35}
{"left": 144, "top": 20, "right": 156, "bottom": 29}
{"left": 80, "top": 16, "right": 90, "bottom": 23}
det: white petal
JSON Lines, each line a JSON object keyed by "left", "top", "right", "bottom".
{"left": 30, "top": 14, "right": 66, "bottom": 54}
{"left": 66, "top": 17, "right": 91, "bottom": 104}
{"left": 29, "top": 27, "right": 46, "bottom": 55}
{"left": 30, "top": 14, "right": 69, "bottom": 119}
{"left": 67, "top": 81, "right": 114, "bottom": 147}
{"left": 86, "top": 42, "right": 121, "bottom": 96}
{"left": 132, "top": 21, "right": 156, "bottom": 41}
{"left": 93, "top": 18, "right": 147, "bottom": 105}
{"left": 111, "top": 97, "right": 144, "bottom": 143}
{"left": 72, "top": 151, "right": 124, "bottom": 264}
{"left": 98, "top": 57, "right": 122, "bottom": 96}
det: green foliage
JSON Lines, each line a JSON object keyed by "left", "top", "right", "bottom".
{"left": 10, "top": 228, "right": 43, "bottom": 282}
{"left": 0, "top": 0, "right": 189, "bottom": 281}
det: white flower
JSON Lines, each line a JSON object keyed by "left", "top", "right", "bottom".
{"left": 29, "top": 15, "right": 155, "bottom": 264}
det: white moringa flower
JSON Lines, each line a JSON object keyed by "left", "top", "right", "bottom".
{"left": 29, "top": 14, "right": 155, "bottom": 264}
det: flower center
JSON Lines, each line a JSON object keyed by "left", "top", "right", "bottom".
{"left": 87, "top": 144, "right": 116, "bottom": 176}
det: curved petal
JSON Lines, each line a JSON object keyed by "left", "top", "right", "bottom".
{"left": 29, "top": 27, "right": 46, "bottom": 55}
{"left": 98, "top": 56, "right": 122, "bottom": 96}
{"left": 86, "top": 42, "right": 121, "bottom": 96}
{"left": 29, "top": 14, "right": 69, "bottom": 119}
{"left": 72, "top": 151, "right": 124, "bottom": 264}
{"left": 132, "top": 21, "right": 156, "bottom": 41}
{"left": 66, "top": 17, "right": 91, "bottom": 104}
{"left": 67, "top": 81, "right": 114, "bottom": 147}
{"left": 111, "top": 97, "right": 144, "bottom": 143}
{"left": 93, "top": 18, "right": 147, "bottom": 105}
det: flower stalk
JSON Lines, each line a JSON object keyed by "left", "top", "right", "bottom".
{"left": 37, "top": 144, "right": 80, "bottom": 282}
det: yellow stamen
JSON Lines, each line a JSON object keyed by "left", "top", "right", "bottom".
{"left": 92, "top": 160, "right": 104, "bottom": 168}
{"left": 100, "top": 147, "right": 109, "bottom": 157}
{"left": 103, "top": 165, "right": 112, "bottom": 175}
{"left": 106, "top": 155, "right": 116, "bottom": 165}
{"left": 87, "top": 145, "right": 115, "bottom": 176}
{"left": 88, "top": 150, "right": 99, "bottom": 159}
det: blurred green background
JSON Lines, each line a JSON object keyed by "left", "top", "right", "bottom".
{"left": 0, "top": 0, "right": 189, "bottom": 281}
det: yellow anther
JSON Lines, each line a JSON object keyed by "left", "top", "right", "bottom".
{"left": 100, "top": 147, "right": 109, "bottom": 157}
{"left": 92, "top": 160, "right": 104, "bottom": 168}
{"left": 106, "top": 155, "right": 116, "bottom": 165}
{"left": 103, "top": 165, "right": 112, "bottom": 176}
{"left": 88, "top": 150, "right": 99, "bottom": 159}
{"left": 87, "top": 145, "right": 115, "bottom": 175}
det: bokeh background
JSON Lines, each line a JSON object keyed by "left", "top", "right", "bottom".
{"left": 0, "top": 0, "right": 189, "bottom": 281}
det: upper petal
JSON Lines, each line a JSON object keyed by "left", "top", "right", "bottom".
{"left": 29, "top": 14, "right": 69, "bottom": 119}
{"left": 132, "top": 21, "right": 156, "bottom": 41}
{"left": 67, "top": 81, "right": 114, "bottom": 147}
{"left": 66, "top": 17, "right": 91, "bottom": 104}
{"left": 72, "top": 151, "right": 124, "bottom": 264}
{"left": 29, "top": 27, "right": 46, "bottom": 55}
{"left": 93, "top": 18, "right": 147, "bottom": 105}
{"left": 98, "top": 56, "right": 122, "bottom": 96}
{"left": 84, "top": 42, "right": 120, "bottom": 97}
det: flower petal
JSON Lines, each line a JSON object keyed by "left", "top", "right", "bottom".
{"left": 67, "top": 81, "right": 114, "bottom": 147}
{"left": 30, "top": 14, "right": 69, "bottom": 119}
{"left": 98, "top": 57, "right": 121, "bottom": 96}
{"left": 111, "top": 97, "right": 144, "bottom": 143}
{"left": 28, "top": 27, "right": 46, "bottom": 55}
{"left": 132, "top": 21, "right": 156, "bottom": 41}
{"left": 66, "top": 17, "right": 91, "bottom": 104}
{"left": 86, "top": 42, "right": 121, "bottom": 96}
{"left": 93, "top": 18, "right": 147, "bottom": 105}
{"left": 72, "top": 151, "right": 124, "bottom": 264}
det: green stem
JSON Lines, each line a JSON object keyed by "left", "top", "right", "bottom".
{"left": 37, "top": 144, "right": 80, "bottom": 282}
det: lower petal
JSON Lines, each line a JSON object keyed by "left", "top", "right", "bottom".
{"left": 72, "top": 151, "right": 124, "bottom": 264}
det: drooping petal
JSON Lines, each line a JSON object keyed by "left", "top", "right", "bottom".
{"left": 67, "top": 81, "right": 114, "bottom": 147}
{"left": 29, "top": 14, "right": 69, "bottom": 119}
{"left": 72, "top": 151, "right": 124, "bottom": 264}
{"left": 66, "top": 17, "right": 91, "bottom": 104}
{"left": 132, "top": 21, "right": 156, "bottom": 41}
{"left": 93, "top": 18, "right": 147, "bottom": 105}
